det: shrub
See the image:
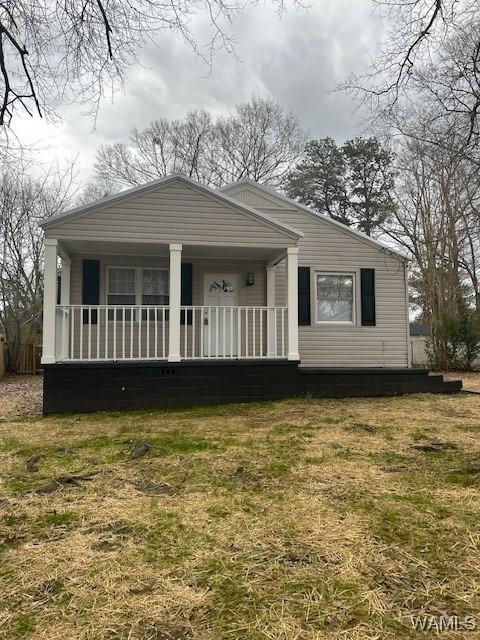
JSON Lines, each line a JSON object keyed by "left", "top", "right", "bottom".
{"left": 429, "top": 309, "right": 480, "bottom": 370}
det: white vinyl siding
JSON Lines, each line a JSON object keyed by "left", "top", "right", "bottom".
{"left": 45, "top": 180, "right": 297, "bottom": 249}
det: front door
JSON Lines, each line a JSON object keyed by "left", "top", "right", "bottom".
{"left": 203, "top": 273, "right": 240, "bottom": 357}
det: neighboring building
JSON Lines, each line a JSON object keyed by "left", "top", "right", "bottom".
{"left": 410, "top": 323, "right": 432, "bottom": 367}
{"left": 39, "top": 175, "right": 460, "bottom": 412}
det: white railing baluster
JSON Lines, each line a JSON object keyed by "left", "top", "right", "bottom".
{"left": 79, "top": 309, "right": 84, "bottom": 361}
{"left": 221, "top": 307, "right": 227, "bottom": 358}
{"left": 238, "top": 307, "right": 242, "bottom": 359}
{"left": 146, "top": 306, "right": 150, "bottom": 359}
{"left": 230, "top": 307, "right": 233, "bottom": 358}
{"left": 192, "top": 308, "right": 196, "bottom": 359}
{"left": 62, "top": 308, "right": 67, "bottom": 361}
{"left": 70, "top": 306, "right": 75, "bottom": 360}
{"left": 253, "top": 308, "right": 256, "bottom": 359}
{"left": 184, "top": 308, "right": 187, "bottom": 359}
{"left": 154, "top": 307, "right": 158, "bottom": 359}
{"left": 105, "top": 306, "right": 109, "bottom": 360}
{"left": 260, "top": 308, "right": 263, "bottom": 358}
{"left": 208, "top": 307, "right": 211, "bottom": 358}
{"left": 96, "top": 307, "right": 100, "bottom": 360}
{"left": 122, "top": 307, "right": 126, "bottom": 360}
{"left": 138, "top": 306, "right": 142, "bottom": 359}
{"left": 200, "top": 308, "right": 204, "bottom": 359}
{"left": 275, "top": 308, "right": 279, "bottom": 358}
{"left": 215, "top": 307, "right": 219, "bottom": 359}
{"left": 87, "top": 307, "right": 91, "bottom": 360}
{"left": 113, "top": 306, "right": 117, "bottom": 361}
{"left": 162, "top": 307, "right": 166, "bottom": 359}
{"left": 129, "top": 308, "right": 133, "bottom": 358}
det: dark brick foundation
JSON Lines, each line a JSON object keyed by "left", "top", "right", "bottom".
{"left": 43, "top": 360, "right": 462, "bottom": 414}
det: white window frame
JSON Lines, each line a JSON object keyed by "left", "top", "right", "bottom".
{"left": 106, "top": 266, "right": 169, "bottom": 308}
{"left": 314, "top": 271, "right": 356, "bottom": 325}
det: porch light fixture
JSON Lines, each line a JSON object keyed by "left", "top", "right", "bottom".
{"left": 246, "top": 272, "right": 255, "bottom": 287}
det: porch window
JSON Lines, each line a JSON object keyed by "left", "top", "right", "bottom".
{"left": 107, "top": 267, "right": 169, "bottom": 320}
{"left": 107, "top": 268, "right": 136, "bottom": 305}
{"left": 142, "top": 269, "right": 169, "bottom": 305}
{"left": 316, "top": 273, "right": 354, "bottom": 323}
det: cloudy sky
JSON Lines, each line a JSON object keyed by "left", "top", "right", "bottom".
{"left": 16, "top": 0, "right": 384, "bottom": 184}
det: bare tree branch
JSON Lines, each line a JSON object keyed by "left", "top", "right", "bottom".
{"left": 0, "top": 0, "right": 305, "bottom": 140}
{"left": 88, "top": 97, "right": 306, "bottom": 195}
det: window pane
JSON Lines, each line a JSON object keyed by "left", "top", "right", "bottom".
{"left": 316, "top": 274, "right": 353, "bottom": 322}
{"left": 108, "top": 268, "right": 135, "bottom": 295}
{"left": 142, "top": 270, "right": 168, "bottom": 296}
{"left": 142, "top": 294, "right": 169, "bottom": 305}
{"left": 107, "top": 294, "right": 136, "bottom": 305}
{"left": 317, "top": 275, "right": 353, "bottom": 300}
{"left": 317, "top": 299, "right": 353, "bottom": 322}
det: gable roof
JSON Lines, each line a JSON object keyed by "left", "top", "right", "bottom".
{"left": 220, "top": 178, "right": 408, "bottom": 262}
{"left": 40, "top": 173, "right": 303, "bottom": 240}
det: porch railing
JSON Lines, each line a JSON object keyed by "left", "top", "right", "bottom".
{"left": 56, "top": 305, "right": 169, "bottom": 361}
{"left": 179, "top": 306, "right": 287, "bottom": 359}
{"left": 54, "top": 305, "right": 288, "bottom": 362}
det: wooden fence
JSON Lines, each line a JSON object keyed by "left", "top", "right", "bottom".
{"left": 0, "top": 335, "right": 5, "bottom": 378}
{"left": 17, "top": 342, "right": 42, "bottom": 374}
{"left": 1, "top": 338, "right": 42, "bottom": 375}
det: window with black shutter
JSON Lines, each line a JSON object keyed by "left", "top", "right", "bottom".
{"left": 298, "top": 267, "right": 311, "bottom": 326}
{"left": 82, "top": 259, "right": 100, "bottom": 324}
{"left": 181, "top": 263, "right": 193, "bottom": 325}
{"left": 360, "top": 268, "right": 376, "bottom": 326}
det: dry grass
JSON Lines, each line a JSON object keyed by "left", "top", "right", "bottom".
{"left": 1, "top": 393, "right": 480, "bottom": 639}
{"left": 0, "top": 375, "right": 43, "bottom": 419}
{"left": 443, "top": 371, "right": 480, "bottom": 391}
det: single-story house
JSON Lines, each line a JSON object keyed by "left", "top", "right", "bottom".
{"left": 39, "top": 174, "right": 460, "bottom": 413}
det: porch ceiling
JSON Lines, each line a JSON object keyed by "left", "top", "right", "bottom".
{"left": 58, "top": 239, "right": 286, "bottom": 263}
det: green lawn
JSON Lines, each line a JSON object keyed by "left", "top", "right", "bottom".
{"left": 0, "top": 393, "right": 479, "bottom": 639}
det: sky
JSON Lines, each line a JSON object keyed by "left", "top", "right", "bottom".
{"left": 14, "top": 0, "right": 385, "bottom": 185}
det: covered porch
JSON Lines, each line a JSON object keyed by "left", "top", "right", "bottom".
{"left": 42, "top": 239, "right": 300, "bottom": 364}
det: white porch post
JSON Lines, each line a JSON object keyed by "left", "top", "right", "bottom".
{"left": 286, "top": 247, "right": 300, "bottom": 361}
{"left": 59, "top": 252, "right": 71, "bottom": 360}
{"left": 60, "top": 254, "right": 71, "bottom": 305}
{"left": 266, "top": 265, "right": 276, "bottom": 357}
{"left": 41, "top": 238, "right": 58, "bottom": 364}
{"left": 168, "top": 243, "right": 182, "bottom": 362}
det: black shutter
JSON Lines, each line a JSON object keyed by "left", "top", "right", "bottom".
{"left": 180, "top": 263, "right": 193, "bottom": 326}
{"left": 82, "top": 259, "right": 100, "bottom": 324}
{"left": 298, "top": 267, "right": 311, "bottom": 326}
{"left": 360, "top": 268, "right": 376, "bottom": 326}
{"left": 57, "top": 275, "right": 61, "bottom": 305}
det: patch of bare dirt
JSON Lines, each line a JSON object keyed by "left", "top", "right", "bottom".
{"left": 0, "top": 374, "right": 43, "bottom": 419}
